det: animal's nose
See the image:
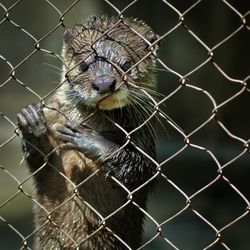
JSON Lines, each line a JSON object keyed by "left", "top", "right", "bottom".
{"left": 92, "top": 78, "right": 117, "bottom": 94}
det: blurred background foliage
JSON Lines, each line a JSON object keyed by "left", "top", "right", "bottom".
{"left": 0, "top": 0, "right": 249, "bottom": 249}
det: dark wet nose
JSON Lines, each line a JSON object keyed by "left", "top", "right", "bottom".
{"left": 92, "top": 78, "right": 116, "bottom": 94}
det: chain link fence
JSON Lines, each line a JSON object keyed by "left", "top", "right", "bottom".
{"left": 0, "top": 0, "right": 249, "bottom": 249}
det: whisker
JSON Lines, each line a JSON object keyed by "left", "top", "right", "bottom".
{"left": 44, "top": 62, "right": 63, "bottom": 76}
{"left": 129, "top": 86, "right": 184, "bottom": 137}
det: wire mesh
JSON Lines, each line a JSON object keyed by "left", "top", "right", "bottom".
{"left": 0, "top": 0, "right": 249, "bottom": 249}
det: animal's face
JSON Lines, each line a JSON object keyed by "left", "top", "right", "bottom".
{"left": 62, "top": 16, "right": 159, "bottom": 110}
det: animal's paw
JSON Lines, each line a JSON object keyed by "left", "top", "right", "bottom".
{"left": 17, "top": 103, "right": 47, "bottom": 138}
{"left": 55, "top": 121, "right": 117, "bottom": 161}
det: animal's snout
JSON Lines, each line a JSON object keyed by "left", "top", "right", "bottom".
{"left": 92, "top": 77, "right": 117, "bottom": 95}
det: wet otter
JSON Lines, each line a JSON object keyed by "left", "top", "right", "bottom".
{"left": 17, "top": 16, "right": 159, "bottom": 249}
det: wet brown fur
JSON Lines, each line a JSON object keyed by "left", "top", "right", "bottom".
{"left": 21, "top": 16, "right": 158, "bottom": 249}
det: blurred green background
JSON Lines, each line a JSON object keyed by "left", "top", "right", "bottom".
{"left": 0, "top": 0, "right": 249, "bottom": 249}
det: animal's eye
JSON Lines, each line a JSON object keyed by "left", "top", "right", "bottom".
{"left": 121, "top": 61, "right": 132, "bottom": 72}
{"left": 79, "top": 61, "right": 89, "bottom": 72}
{"left": 95, "top": 55, "right": 107, "bottom": 62}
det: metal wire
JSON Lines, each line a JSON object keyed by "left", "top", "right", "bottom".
{"left": 0, "top": 0, "right": 249, "bottom": 249}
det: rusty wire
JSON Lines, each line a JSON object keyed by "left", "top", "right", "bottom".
{"left": 0, "top": 0, "right": 249, "bottom": 249}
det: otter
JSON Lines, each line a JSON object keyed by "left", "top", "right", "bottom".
{"left": 17, "top": 16, "right": 159, "bottom": 249}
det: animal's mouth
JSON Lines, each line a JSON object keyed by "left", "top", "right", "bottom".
{"left": 97, "top": 90, "right": 128, "bottom": 110}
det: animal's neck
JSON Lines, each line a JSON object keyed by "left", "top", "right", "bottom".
{"left": 69, "top": 105, "right": 141, "bottom": 132}
{"left": 52, "top": 89, "right": 155, "bottom": 148}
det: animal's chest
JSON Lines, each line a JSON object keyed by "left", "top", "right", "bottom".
{"left": 41, "top": 149, "right": 124, "bottom": 216}
{"left": 34, "top": 150, "right": 124, "bottom": 249}
{"left": 34, "top": 197, "right": 117, "bottom": 249}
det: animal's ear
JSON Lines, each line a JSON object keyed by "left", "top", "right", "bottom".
{"left": 64, "top": 25, "right": 83, "bottom": 43}
{"left": 64, "top": 28, "right": 74, "bottom": 43}
{"left": 62, "top": 28, "right": 77, "bottom": 63}
{"left": 148, "top": 33, "right": 159, "bottom": 44}
{"left": 146, "top": 33, "right": 160, "bottom": 54}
